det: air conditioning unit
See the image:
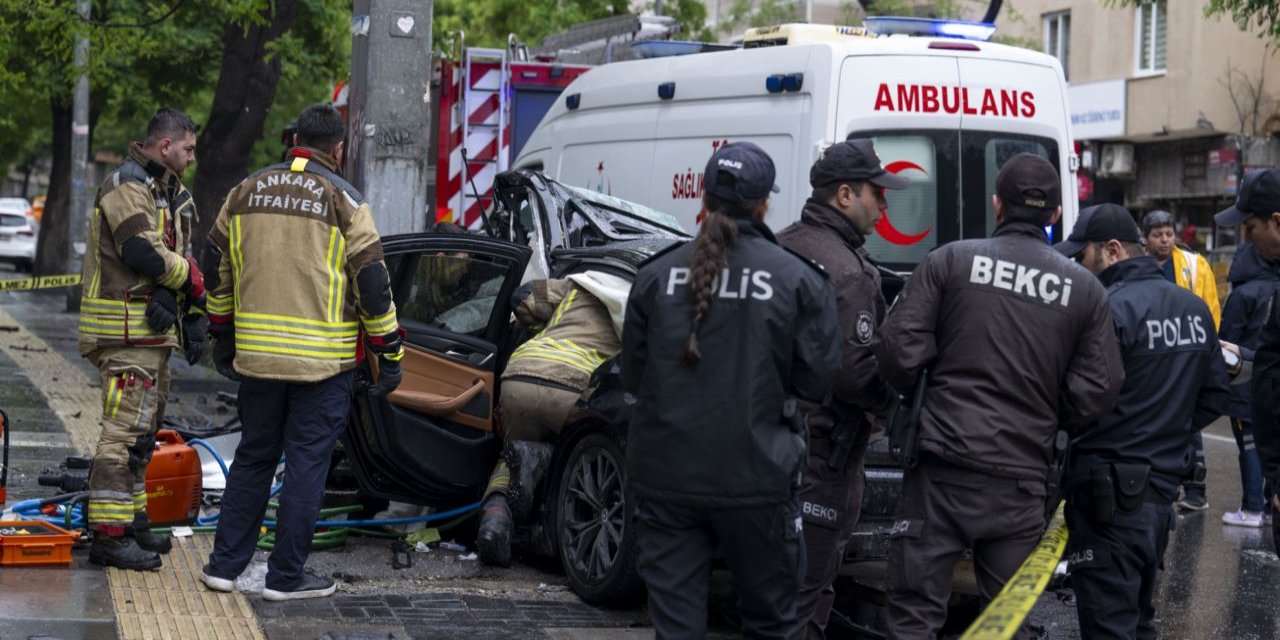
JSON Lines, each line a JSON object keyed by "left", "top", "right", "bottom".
{"left": 1098, "top": 144, "right": 1136, "bottom": 179}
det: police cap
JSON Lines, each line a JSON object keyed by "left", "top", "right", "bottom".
{"left": 1054, "top": 203, "right": 1142, "bottom": 258}
{"left": 811, "top": 139, "right": 909, "bottom": 190}
{"left": 1215, "top": 169, "right": 1280, "bottom": 226}
{"left": 704, "top": 142, "right": 781, "bottom": 203}
{"left": 996, "top": 153, "right": 1060, "bottom": 211}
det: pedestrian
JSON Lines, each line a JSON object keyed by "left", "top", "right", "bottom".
{"left": 1215, "top": 169, "right": 1280, "bottom": 537}
{"left": 873, "top": 154, "right": 1124, "bottom": 640}
{"left": 1055, "top": 203, "right": 1230, "bottom": 639}
{"left": 622, "top": 142, "right": 841, "bottom": 640}
{"left": 1144, "top": 209, "right": 1220, "bottom": 511}
{"left": 199, "top": 104, "right": 403, "bottom": 601}
{"left": 80, "top": 108, "right": 206, "bottom": 571}
{"left": 475, "top": 271, "right": 629, "bottom": 567}
{"left": 776, "top": 139, "right": 905, "bottom": 640}
{"left": 1219, "top": 243, "right": 1276, "bottom": 527}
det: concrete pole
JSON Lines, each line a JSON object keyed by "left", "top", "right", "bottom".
{"left": 346, "top": 0, "right": 434, "bottom": 235}
{"left": 66, "top": 0, "right": 90, "bottom": 311}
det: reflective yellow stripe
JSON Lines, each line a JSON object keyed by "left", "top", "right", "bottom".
{"left": 510, "top": 349, "right": 599, "bottom": 374}
{"left": 515, "top": 343, "right": 602, "bottom": 369}
{"left": 230, "top": 215, "right": 244, "bottom": 308}
{"left": 238, "top": 311, "right": 357, "bottom": 330}
{"left": 549, "top": 289, "right": 577, "bottom": 327}
{"left": 237, "top": 323, "right": 358, "bottom": 341}
{"left": 89, "top": 209, "right": 102, "bottom": 297}
{"left": 82, "top": 297, "right": 149, "bottom": 312}
{"left": 237, "top": 342, "right": 357, "bottom": 359}
{"left": 159, "top": 252, "right": 189, "bottom": 290}
{"left": 383, "top": 348, "right": 404, "bottom": 362}
{"left": 325, "top": 227, "right": 345, "bottom": 323}
{"left": 362, "top": 310, "right": 398, "bottom": 336}
{"left": 206, "top": 294, "right": 234, "bottom": 314}
{"left": 237, "top": 332, "right": 356, "bottom": 351}
{"left": 291, "top": 157, "right": 309, "bottom": 172}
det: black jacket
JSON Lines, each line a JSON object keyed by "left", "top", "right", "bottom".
{"left": 777, "top": 200, "right": 897, "bottom": 443}
{"left": 1068, "top": 257, "right": 1230, "bottom": 498}
{"left": 873, "top": 221, "right": 1124, "bottom": 481}
{"left": 1221, "top": 244, "right": 1280, "bottom": 418}
{"left": 622, "top": 219, "right": 842, "bottom": 507}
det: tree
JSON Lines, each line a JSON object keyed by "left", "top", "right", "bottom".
{"left": 432, "top": 0, "right": 629, "bottom": 49}
{"left": 1107, "top": 1, "right": 1280, "bottom": 46}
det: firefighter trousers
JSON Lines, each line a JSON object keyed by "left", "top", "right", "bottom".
{"left": 483, "top": 378, "right": 580, "bottom": 499}
{"left": 86, "top": 346, "right": 172, "bottom": 528}
{"left": 885, "top": 456, "right": 1045, "bottom": 640}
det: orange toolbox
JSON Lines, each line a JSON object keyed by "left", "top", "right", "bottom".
{"left": 145, "top": 429, "right": 203, "bottom": 526}
{"left": 0, "top": 520, "right": 76, "bottom": 566}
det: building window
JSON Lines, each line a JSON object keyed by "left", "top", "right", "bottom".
{"left": 1135, "top": 1, "right": 1167, "bottom": 75}
{"left": 1043, "top": 12, "right": 1070, "bottom": 80}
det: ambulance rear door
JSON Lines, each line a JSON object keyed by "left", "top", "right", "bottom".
{"left": 835, "top": 54, "right": 963, "bottom": 271}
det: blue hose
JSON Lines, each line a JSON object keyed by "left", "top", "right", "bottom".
{"left": 261, "top": 501, "right": 482, "bottom": 529}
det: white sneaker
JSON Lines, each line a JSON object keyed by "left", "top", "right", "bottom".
{"left": 1221, "top": 510, "right": 1264, "bottom": 528}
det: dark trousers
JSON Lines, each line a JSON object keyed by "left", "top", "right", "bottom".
{"left": 795, "top": 436, "right": 868, "bottom": 640}
{"left": 1231, "top": 418, "right": 1267, "bottom": 512}
{"left": 208, "top": 372, "right": 353, "bottom": 590}
{"left": 635, "top": 497, "right": 804, "bottom": 640}
{"left": 1181, "top": 432, "right": 1207, "bottom": 499}
{"left": 1065, "top": 497, "right": 1174, "bottom": 640}
{"left": 885, "top": 458, "right": 1045, "bottom": 640}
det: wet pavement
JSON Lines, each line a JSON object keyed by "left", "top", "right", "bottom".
{"left": 1, "top": 281, "right": 1278, "bottom": 639}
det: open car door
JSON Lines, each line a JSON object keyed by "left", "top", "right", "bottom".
{"left": 345, "top": 233, "right": 532, "bottom": 507}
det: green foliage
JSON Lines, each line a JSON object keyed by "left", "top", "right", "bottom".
{"left": 1106, "top": 0, "right": 1280, "bottom": 45}
{"left": 666, "top": 0, "right": 715, "bottom": 42}
{"left": 433, "top": 0, "right": 629, "bottom": 50}
{"left": 721, "top": 0, "right": 797, "bottom": 34}
{"left": 990, "top": 2, "right": 1040, "bottom": 50}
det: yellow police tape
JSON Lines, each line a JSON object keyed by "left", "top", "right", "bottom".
{"left": 959, "top": 524, "right": 1069, "bottom": 640}
{"left": 0, "top": 273, "right": 82, "bottom": 292}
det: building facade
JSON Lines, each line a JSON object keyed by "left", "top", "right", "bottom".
{"left": 997, "top": 0, "right": 1280, "bottom": 253}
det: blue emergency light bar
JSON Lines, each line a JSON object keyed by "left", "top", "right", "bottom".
{"left": 864, "top": 17, "right": 997, "bottom": 42}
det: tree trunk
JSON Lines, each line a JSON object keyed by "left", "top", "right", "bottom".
{"left": 35, "top": 99, "right": 71, "bottom": 276}
{"left": 191, "top": 0, "right": 301, "bottom": 260}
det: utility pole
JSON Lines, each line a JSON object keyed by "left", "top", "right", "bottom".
{"left": 66, "top": 0, "right": 90, "bottom": 312}
{"left": 347, "top": 0, "right": 434, "bottom": 235}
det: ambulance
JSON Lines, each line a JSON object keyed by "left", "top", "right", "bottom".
{"left": 514, "top": 18, "right": 1078, "bottom": 271}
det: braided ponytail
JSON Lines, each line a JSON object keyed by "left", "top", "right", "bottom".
{"left": 683, "top": 206, "right": 738, "bottom": 366}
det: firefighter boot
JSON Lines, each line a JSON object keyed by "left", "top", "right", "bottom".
{"left": 476, "top": 494, "right": 514, "bottom": 567}
{"left": 131, "top": 512, "right": 172, "bottom": 554}
{"left": 89, "top": 532, "right": 163, "bottom": 571}
{"left": 504, "top": 441, "right": 554, "bottom": 522}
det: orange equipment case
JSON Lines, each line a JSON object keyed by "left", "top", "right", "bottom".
{"left": 0, "top": 520, "right": 76, "bottom": 566}
{"left": 145, "top": 429, "right": 202, "bottom": 526}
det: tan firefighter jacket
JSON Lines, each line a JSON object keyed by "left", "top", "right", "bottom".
{"left": 79, "top": 144, "right": 195, "bottom": 356}
{"left": 205, "top": 148, "right": 400, "bottom": 382}
{"left": 504, "top": 273, "right": 628, "bottom": 391}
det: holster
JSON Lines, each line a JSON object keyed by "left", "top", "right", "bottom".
{"left": 1043, "top": 430, "right": 1069, "bottom": 524}
{"left": 887, "top": 370, "right": 927, "bottom": 469}
{"left": 1112, "top": 462, "right": 1151, "bottom": 512}
{"left": 1089, "top": 464, "right": 1116, "bottom": 524}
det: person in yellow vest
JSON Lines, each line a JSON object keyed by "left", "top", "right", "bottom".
{"left": 475, "top": 271, "right": 630, "bottom": 566}
{"left": 1144, "top": 209, "right": 1220, "bottom": 512}
{"left": 80, "top": 108, "right": 205, "bottom": 571}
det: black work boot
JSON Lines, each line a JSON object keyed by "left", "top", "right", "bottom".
{"left": 131, "top": 513, "right": 172, "bottom": 554}
{"left": 504, "top": 441, "right": 553, "bottom": 522}
{"left": 475, "top": 494, "right": 514, "bottom": 567}
{"left": 89, "top": 533, "right": 162, "bottom": 571}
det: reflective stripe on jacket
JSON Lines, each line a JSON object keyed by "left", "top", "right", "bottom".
{"left": 78, "top": 144, "right": 194, "bottom": 355}
{"left": 206, "top": 148, "right": 396, "bottom": 382}
{"left": 505, "top": 278, "right": 622, "bottom": 391}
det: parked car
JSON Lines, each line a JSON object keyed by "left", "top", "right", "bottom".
{"left": 0, "top": 198, "right": 37, "bottom": 272}
{"left": 338, "top": 170, "right": 687, "bottom": 604}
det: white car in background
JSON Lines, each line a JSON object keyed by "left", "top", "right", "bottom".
{"left": 0, "top": 197, "right": 37, "bottom": 272}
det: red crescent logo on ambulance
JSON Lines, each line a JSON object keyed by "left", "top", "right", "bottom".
{"left": 876, "top": 161, "right": 932, "bottom": 246}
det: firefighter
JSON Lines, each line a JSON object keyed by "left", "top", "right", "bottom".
{"left": 81, "top": 108, "right": 206, "bottom": 571}
{"left": 622, "top": 142, "right": 841, "bottom": 640}
{"left": 776, "top": 139, "right": 905, "bottom": 639}
{"left": 475, "top": 271, "right": 630, "bottom": 567}
{"left": 1055, "top": 204, "right": 1229, "bottom": 639}
{"left": 199, "top": 104, "right": 402, "bottom": 601}
{"left": 873, "top": 154, "right": 1124, "bottom": 640}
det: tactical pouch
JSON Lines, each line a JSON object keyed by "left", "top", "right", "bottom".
{"left": 1112, "top": 463, "right": 1151, "bottom": 512}
{"left": 1089, "top": 464, "right": 1116, "bottom": 523}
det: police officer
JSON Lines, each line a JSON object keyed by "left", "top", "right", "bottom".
{"left": 777, "top": 139, "right": 905, "bottom": 639}
{"left": 200, "top": 104, "right": 403, "bottom": 601}
{"left": 623, "top": 142, "right": 841, "bottom": 640}
{"left": 1215, "top": 169, "right": 1280, "bottom": 540}
{"left": 1055, "top": 204, "right": 1229, "bottom": 639}
{"left": 80, "top": 108, "right": 206, "bottom": 570}
{"left": 873, "top": 154, "right": 1124, "bottom": 639}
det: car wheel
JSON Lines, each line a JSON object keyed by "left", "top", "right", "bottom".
{"left": 555, "top": 432, "right": 644, "bottom": 605}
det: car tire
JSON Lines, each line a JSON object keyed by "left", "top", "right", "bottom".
{"left": 554, "top": 432, "right": 644, "bottom": 606}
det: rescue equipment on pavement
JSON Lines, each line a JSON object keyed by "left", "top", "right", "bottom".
{"left": 0, "top": 520, "right": 76, "bottom": 566}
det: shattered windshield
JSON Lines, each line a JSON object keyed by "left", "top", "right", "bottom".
{"left": 557, "top": 184, "right": 687, "bottom": 238}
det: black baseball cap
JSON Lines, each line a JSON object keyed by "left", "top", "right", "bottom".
{"left": 811, "top": 139, "right": 910, "bottom": 190}
{"left": 996, "top": 153, "right": 1061, "bottom": 211}
{"left": 704, "top": 142, "right": 781, "bottom": 203}
{"left": 1215, "top": 169, "right": 1280, "bottom": 225}
{"left": 1054, "top": 203, "right": 1142, "bottom": 257}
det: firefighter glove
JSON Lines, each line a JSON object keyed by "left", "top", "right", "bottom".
{"left": 145, "top": 288, "right": 179, "bottom": 334}
{"left": 210, "top": 323, "right": 240, "bottom": 381}
{"left": 183, "top": 254, "right": 205, "bottom": 300}
{"left": 374, "top": 355, "right": 403, "bottom": 397}
{"left": 181, "top": 313, "right": 208, "bottom": 365}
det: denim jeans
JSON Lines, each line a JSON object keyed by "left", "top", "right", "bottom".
{"left": 1231, "top": 418, "right": 1267, "bottom": 513}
